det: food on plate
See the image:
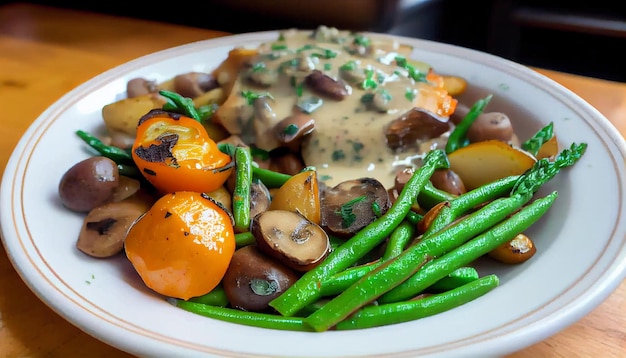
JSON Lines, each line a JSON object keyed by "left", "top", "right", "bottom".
{"left": 124, "top": 191, "right": 236, "bottom": 300}
{"left": 58, "top": 26, "right": 587, "bottom": 331}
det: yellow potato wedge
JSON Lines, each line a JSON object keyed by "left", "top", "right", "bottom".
{"left": 536, "top": 134, "right": 559, "bottom": 160}
{"left": 101, "top": 93, "right": 166, "bottom": 137}
{"left": 268, "top": 170, "right": 321, "bottom": 225}
{"left": 448, "top": 140, "right": 536, "bottom": 190}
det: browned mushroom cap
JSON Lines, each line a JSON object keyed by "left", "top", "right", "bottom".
{"left": 466, "top": 112, "right": 515, "bottom": 143}
{"left": 126, "top": 77, "right": 159, "bottom": 98}
{"left": 58, "top": 156, "right": 120, "bottom": 212}
{"left": 251, "top": 209, "right": 330, "bottom": 272}
{"left": 268, "top": 152, "right": 306, "bottom": 176}
{"left": 76, "top": 193, "right": 153, "bottom": 258}
{"left": 385, "top": 108, "right": 451, "bottom": 151}
{"left": 173, "top": 72, "right": 219, "bottom": 99}
{"left": 321, "top": 178, "right": 391, "bottom": 237}
{"left": 252, "top": 96, "right": 281, "bottom": 151}
{"left": 273, "top": 111, "right": 315, "bottom": 151}
{"left": 249, "top": 181, "right": 272, "bottom": 219}
{"left": 305, "top": 70, "right": 351, "bottom": 100}
{"left": 429, "top": 169, "right": 466, "bottom": 196}
{"left": 222, "top": 245, "right": 299, "bottom": 312}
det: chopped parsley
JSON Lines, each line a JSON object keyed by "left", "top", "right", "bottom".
{"left": 336, "top": 195, "right": 367, "bottom": 228}
{"left": 241, "top": 90, "right": 274, "bottom": 105}
{"left": 405, "top": 87, "right": 417, "bottom": 101}
{"left": 395, "top": 55, "right": 427, "bottom": 82}
{"left": 332, "top": 149, "right": 346, "bottom": 161}
{"left": 353, "top": 34, "right": 371, "bottom": 48}
{"left": 283, "top": 124, "right": 299, "bottom": 135}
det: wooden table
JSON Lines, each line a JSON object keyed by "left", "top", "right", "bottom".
{"left": 0, "top": 3, "right": 624, "bottom": 357}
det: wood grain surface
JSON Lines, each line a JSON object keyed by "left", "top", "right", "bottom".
{"left": 0, "top": 3, "right": 624, "bottom": 357}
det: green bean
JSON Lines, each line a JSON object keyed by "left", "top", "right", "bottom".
{"left": 159, "top": 90, "right": 202, "bottom": 122}
{"left": 268, "top": 149, "right": 449, "bottom": 316}
{"left": 445, "top": 94, "right": 492, "bottom": 154}
{"left": 521, "top": 122, "right": 554, "bottom": 156}
{"left": 188, "top": 285, "right": 229, "bottom": 307}
{"left": 379, "top": 191, "right": 557, "bottom": 303}
{"left": 405, "top": 210, "right": 423, "bottom": 225}
{"left": 235, "top": 231, "right": 256, "bottom": 247}
{"left": 319, "top": 261, "right": 378, "bottom": 297}
{"left": 423, "top": 174, "right": 519, "bottom": 237}
{"left": 304, "top": 192, "right": 531, "bottom": 332}
{"left": 233, "top": 146, "right": 252, "bottom": 232}
{"left": 335, "top": 274, "right": 500, "bottom": 330}
{"left": 417, "top": 181, "right": 456, "bottom": 210}
{"left": 426, "top": 266, "right": 479, "bottom": 293}
{"left": 251, "top": 166, "right": 292, "bottom": 188}
{"left": 75, "top": 130, "right": 134, "bottom": 165}
{"left": 382, "top": 220, "right": 416, "bottom": 261}
{"left": 170, "top": 299, "right": 312, "bottom": 331}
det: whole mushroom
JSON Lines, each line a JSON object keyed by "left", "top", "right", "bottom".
{"left": 222, "top": 245, "right": 299, "bottom": 312}
{"left": 58, "top": 156, "right": 120, "bottom": 212}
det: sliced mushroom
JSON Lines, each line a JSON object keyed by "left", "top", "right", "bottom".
{"left": 384, "top": 108, "right": 451, "bottom": 151}
{"left": 222, "top": 245, "right": 299, "bottom": 312}
{"left": 305, "top": 70, "right": 351, "bottom": 101}
{"left": 429, "top": 169, "right": 467, "bottom": 196}
{"left": 466, "top": 112, "right": 515, "bottom": 143}
{"left": 173, "top": 72, "right": 219, "bottom": 99}
{"left": 251, "top": 209, "right": 330, "bottom": 272}
{"left": 249, "top": 181, "right": 271, "bottom": 219}
{"left": 58, "top": 156, "right": 120, "bottom": 212}
{"left": 252, "top": 96, "right": 281, "bottom": 151}
{"left": 76, "top": 194, "right": 153, "bottom": 258}
{"left": 321, "top": 178, "right": 391, "bottom": 237}
{"left": 273, "top": 111, "right": 315, "bottom": 151}
{"left": 111, "top": 175, "right": 141, "bottom": 202}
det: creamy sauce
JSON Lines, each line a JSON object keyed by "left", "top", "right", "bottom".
{"left": 217, "top": 27, "right": 456, "bottom": 188}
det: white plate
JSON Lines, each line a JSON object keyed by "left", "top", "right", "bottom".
{"left": 2, "top": 30, "right": 626, "bottom": 358}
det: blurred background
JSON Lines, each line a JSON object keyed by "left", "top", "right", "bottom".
{"left": 18, "top": 0, "right": 626, "bottom": 82}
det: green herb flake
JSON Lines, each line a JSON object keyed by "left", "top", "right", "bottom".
{"left": 336, "top": 195, "right": 367, "bottom": 228}
{"left": 284, "top": 124, "right": 299, "bottom": 135}
{"left": 360, "top": 93, "right": 374, "bottom": 103}
{"left": 251, "top": 62, "right": 266, "bottom": 72}
{"left": 271, "top": 43, "right": 288, "bottom": 51}
{"left": 296, "top": 82, "right": 304, "bottom": 97}
{"left": 241, "top": 90, "right": 274, "bottom": 105}
{"left": 332, "top": 149, "right": 346, "bottom": 161}
{"left": 371, "top": 202, "right": 382, "bottom": 217}
{"left": 324, "top": 63, "right": 332, "bottom": 71}
{"left": 340, "top": 60, "right": 358, "bottom": 71}
{"left": 352, "top": 141, "right": 364, "bottom": 153}
{"left": 405, "top": 88, "right": 417, "bottom": 101}
{"left": 362, "top": 69, "right": 378, "bottom": 90}
{"left": 353, "top": 34, "right": 371, "bottom": 48}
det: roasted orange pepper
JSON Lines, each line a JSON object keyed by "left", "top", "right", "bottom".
{"left": 125, "top": 191, "right": 236, "bottom": 300}
{"left": 132, "top": 109, "right": 233, "bottom": 194}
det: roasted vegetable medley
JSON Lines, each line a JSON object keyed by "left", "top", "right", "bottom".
{"left": 58, "top": 26, "right": 587, "bottom": 331}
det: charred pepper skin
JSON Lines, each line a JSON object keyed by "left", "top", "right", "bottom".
{"left": 131, "top": 109, "right": 233, "bottom": 195}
